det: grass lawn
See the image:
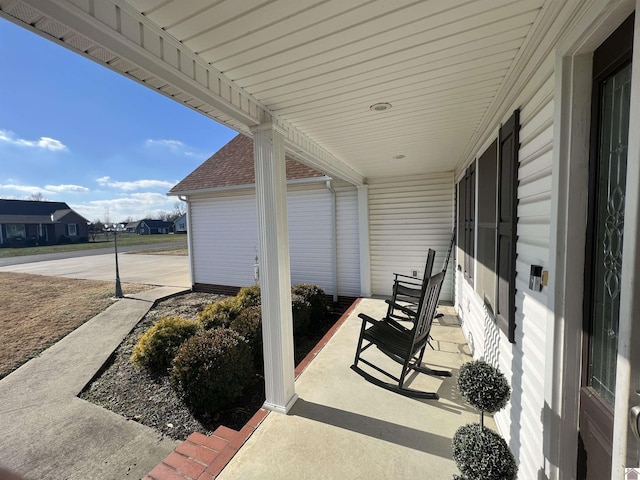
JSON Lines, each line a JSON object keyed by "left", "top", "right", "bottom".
{"left": 0, "top": 234, "right": 186, "bottom": 259}
{"left": 0, "top": 272, "right": 152, "bottom": 379}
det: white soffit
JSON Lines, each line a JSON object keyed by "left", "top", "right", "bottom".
{"left": 0, "top": 0, "right": 552, "bottom": 180}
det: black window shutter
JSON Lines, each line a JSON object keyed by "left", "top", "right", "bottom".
{"left": 457, "top": 176, "right": 466, "bottom": 275}
{"left": 497, "top": 110, "right": 520, "bottom": 343}
{"left": 465, "top": 162, "right": 475, "bottom": 285}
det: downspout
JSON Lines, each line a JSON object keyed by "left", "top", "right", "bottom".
{"left": 326, "top": 180, "right": 338, "bottom": 302}
{"left": 180, "top": 195, "right": 195, "bottom": 289}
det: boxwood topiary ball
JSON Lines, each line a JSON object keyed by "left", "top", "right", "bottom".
{"left": 452, "top": 423, "right": 517, "bottom": 480}
{"left": 457, "top": 360, "right": 510, "bottom": 414}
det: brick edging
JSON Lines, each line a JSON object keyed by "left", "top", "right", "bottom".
{"left": 146, "top": 298, "right": 361, "bottom": 480}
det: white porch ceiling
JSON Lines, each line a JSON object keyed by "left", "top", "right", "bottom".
{"left": 0, "top": 0, "right": 552, "bottom": 182}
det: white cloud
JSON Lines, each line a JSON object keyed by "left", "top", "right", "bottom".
{"left": 0, "top": 129, "right": 68, "bottom": 151}
{"left": 0, "top": 184, "right": 55, "bottom": 195}
{"left": 145, "top": 139, "right": 185, "bottom": 149}
{"left": 71, "top": 192, "right": 176, "bottom": 222}
{"left": 0, "top": 183, "right": 89, "bottom": 197}
{"left": 96, "top": 176, "right": 175, "bottom": 191}
{"left": 44, "top": 184, "right": 90, "bottom": 193}
{"left": 145, "top": 138, "right": 205, "bottom": 158}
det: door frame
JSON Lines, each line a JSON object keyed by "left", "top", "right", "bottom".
{"left": 546, "top": 1, "right": 638, "bottom": 479}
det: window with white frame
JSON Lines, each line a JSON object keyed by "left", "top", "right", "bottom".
{"left": 6, "top": 224, "right": 26, "bottom": 239}
{"left": 67, "top": 224, "right": 78, "bottom": 236}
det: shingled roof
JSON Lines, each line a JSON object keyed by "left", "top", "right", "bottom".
{"left": 170, "top": 134, "right": 325, "bottom": 194}
{"left": 0, "top": 199, "right": 89, "bottom": 224}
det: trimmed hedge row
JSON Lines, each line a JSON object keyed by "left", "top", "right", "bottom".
{"left": 130, "top": 283, "right": 328, "bottom": 414}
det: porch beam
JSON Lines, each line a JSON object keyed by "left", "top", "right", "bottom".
{"left": 252, "top": 122, "right": 297, "bottom": 414}
{"left": 0, "top": 0, "right": 363, "bottom": 186}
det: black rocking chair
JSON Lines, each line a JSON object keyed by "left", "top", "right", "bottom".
{"left": 351, "top": 270, "right": 451, "bottom": 399}
{"left": 385, "top": 248, "right": 436, "bottom": 323}
{"left": 385, "top": 231, "right": 456, "bottom": 331}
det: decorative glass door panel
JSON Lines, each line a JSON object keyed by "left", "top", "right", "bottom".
{"left": 589, "top": 63, "right": 631, "bottom": 405}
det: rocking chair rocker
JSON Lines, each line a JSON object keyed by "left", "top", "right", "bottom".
{"left": 351, "top": 270, "right": 451, "bottom": 399}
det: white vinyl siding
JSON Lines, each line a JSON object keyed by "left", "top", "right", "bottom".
{"left": 456, "top": 53, "right": 555, "bottom": 480}
{"left": 287, "top": 187, "right": 334, "bottom": 294}
{"left": 335, "top": 182, "right": 360, "bottom": 296}
{"left": 190, "top": 194, "right": 258, "bottom": 288}
{"left": 189, "top": 182, "right": 360, "bottom": 297}
{"left": 368, "top": 172, "right": 455, "bottom": 302}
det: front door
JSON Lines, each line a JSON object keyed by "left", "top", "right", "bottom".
{"left": 578, "top": 14, "right": 634, "bottom": 480}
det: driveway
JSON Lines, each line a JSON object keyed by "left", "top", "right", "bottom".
{"left": 0, "top": 251, "right": 190, "bottom": 288}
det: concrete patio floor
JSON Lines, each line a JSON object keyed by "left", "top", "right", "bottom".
{"left": 215, "top": 298, "right": 493, "bottom": 480}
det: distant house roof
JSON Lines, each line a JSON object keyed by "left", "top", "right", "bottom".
{"left": 0, "top": 199, "right": 89, "bottom": 224}
{"left": 140, "top": 219, "right": 173, "bottom": 229}
{"left": 169, "top": 134, "right": 326, "bottom": 194}
{"left": 173, "top": 213, "right": 186, "bottom": 225}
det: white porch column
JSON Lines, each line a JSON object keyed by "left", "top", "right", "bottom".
{"left": 357, "top": 185, "right": 371, "bottom": 297}
{"left": 251, "top": 122, "right": 297, "bottom": 414}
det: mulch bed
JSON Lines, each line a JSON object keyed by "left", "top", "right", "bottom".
{"left": 79, "top": 292, "right": 342, "bottom": 441}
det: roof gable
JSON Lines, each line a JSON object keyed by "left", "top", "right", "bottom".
{"left": 170, "top": 134, "right": 325, "bottom": 194}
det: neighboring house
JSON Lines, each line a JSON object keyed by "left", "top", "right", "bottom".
{"left": 173, "top": 213, "right": 187, "bottom": 234}
{"left": 0, "top": 199, "right": 89, "bottom": 247}
{"left": 169, "top": 134, "right": 363, "bottom": 301}
{"left": 124, "top": 221, "right": 140, "bottom": 234}
{"left": 135, "top": 219, "right": 173, "bottom": 235}
{"left": 10, "top": 3, "right": 640, "bottom": 479}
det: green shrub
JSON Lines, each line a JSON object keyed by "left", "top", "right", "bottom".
{"left": 230, "top": 306, "right": 263, "bottom": 367}
{"left": 198, "top": 297, "right": 241, "bottom": 330}
{"left": 457, "top": 360, "right": 510, "bottom": 414}
{"left": 131, "top": 316, "right": 200, "bottom": 370}
{"left": 291, "top": 283, "right": 327, "bottom": 324}
{"left": 291, "top": 293, "right": 311, "bottom": 335}
{"left": 452, "top": 423, "right": 517, "bottom": 480}
{"left": 170, "top": 328, "right": 253, "bottom": 413}
{"left": 236, "top": 284, "right": 261, "bottom": 309}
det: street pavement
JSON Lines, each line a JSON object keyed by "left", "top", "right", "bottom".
{"left": 0, "top": 240, "right": 187, "bottom": 267}
{"left": 0, "top": 246, "right": 190, "bottom": 288}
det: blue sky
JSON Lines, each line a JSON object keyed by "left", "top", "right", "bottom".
{"left": 0, "top": 18, "right": 237, "bottom": 222}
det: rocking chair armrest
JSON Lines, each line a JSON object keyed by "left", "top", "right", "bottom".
{"left": 394, "top": 280, "right": 423, "bottom": 290}
{"left": 384, "top": 299, "right": 418, "bottom": 318}
{"left": 393, "top": 273, "right": 421, "bottom": 282}
{"left": 357, "top": 312, "right": 382, "bottom": 326}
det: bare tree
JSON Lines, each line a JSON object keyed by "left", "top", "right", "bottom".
{"left": 28, "top": 192, "right": 46, "bottom": 201}
{"left": 89, "top": 219, "right": 105, "bottom": 241}
{"left": 173, "top": 201, "right": 186, "bottom": 216}
{"left": 104, "top": 207, "right": 111, "bottom": 225}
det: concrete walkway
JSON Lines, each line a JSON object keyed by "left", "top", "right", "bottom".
{"left": 0, "top": 286, "right": 188, "bottom": 480}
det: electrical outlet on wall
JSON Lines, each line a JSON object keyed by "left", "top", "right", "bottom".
{"left": 412, "top": 269, "right": 419, "bottom": 277}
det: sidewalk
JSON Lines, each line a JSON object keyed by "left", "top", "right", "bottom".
{"left": 0, "top": 286, "right": 188, "bottom": 480}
